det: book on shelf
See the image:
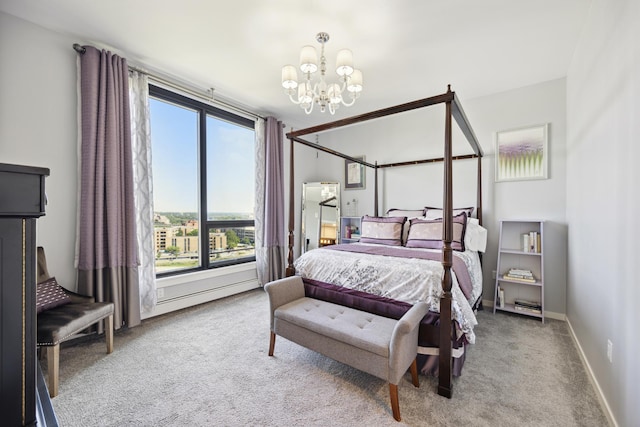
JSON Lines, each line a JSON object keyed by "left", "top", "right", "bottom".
{"left": 522, "top": 231, "right": 541, "bottom": 253}
{"left": 513, "top": 299, "right": 542, "bottom": 313}
{"left": 503, "top": 268, "right": 536, "bottom": 283}
{"left": 496, "top": 285, "right": 505, "bottom": 309}
{"left": 514, "top": 305, "right": 542, "bottom": 314}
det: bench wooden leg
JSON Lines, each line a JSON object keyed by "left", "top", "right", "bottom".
{"left": 410, "top": 359, "right": 419, "bottom": 387}
{"left": 105, "top": 314, "right": 114, "bottom": 354}
{"left": 268, "top": 332, "right": 276, "bottom": 356}
{"left": 389, "top": 383, "right": 401, "bottom": 421}
{"left": 46, "top": 345, "right": 60, "bottom": 398}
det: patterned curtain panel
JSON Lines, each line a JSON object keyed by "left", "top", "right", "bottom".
{"left": 254, "top": 117, "right": 285, "bottom": 285}
{"left": 129, "top": 70, "right": 157, "bottom": 313}
{"left": 76, "top": 45, "right": 141, "bottom": 329}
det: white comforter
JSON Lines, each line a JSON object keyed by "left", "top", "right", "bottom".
{"left": 293, "top": 243, "right": 482, "bottom": 343}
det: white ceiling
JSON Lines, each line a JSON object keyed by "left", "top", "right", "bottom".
{"left": 1, "top": 0, "right": 591, "bottom": 129}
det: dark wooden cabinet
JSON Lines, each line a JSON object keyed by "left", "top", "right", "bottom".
{"left": 0, "top": 163, "right": 50, "bottom": 426}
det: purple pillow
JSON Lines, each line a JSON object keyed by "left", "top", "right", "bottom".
{"left": 36, "top": 277, "right": 72, "bottom": 313}
{"left": 406, "top": 212, "right": 468, "bottom": 251}
{"left": 359, "top": 215, "right": 406, "bottom": 246}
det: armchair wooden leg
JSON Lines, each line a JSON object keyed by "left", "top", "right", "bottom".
{"left": 389, "top": 383, "right": 401, "bottom": 421}
{"left": 410, "top": 359, "right": 419, "bottom": 387}
{"left": 105, "top": 314, "right": 114, "bottom": 354}
{"left": 268, "top": 332, "right": 276, "bottom": 356}
{"left": 46, "top": 345, "right": 60, "bottom": 398}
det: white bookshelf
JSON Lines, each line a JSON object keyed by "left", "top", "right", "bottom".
{"left": 493, "top": 220, "right": 545, "bottom": 322}
{"left": 340, "top": 216, "right": 361, "bottom": 244}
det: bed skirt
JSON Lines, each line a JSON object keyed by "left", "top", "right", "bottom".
{"left": 302, "top": 278, "right": 468, "bottom": 376}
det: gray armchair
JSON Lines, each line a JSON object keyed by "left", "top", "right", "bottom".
{"left": 36, "top": 247, "right": 114, "bottom": 397}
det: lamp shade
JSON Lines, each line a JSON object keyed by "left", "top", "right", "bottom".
{"left": 335, "top": 49, "right": 354, "bottom": 76}
{"left": 281, "top": 65, "right": 298, "bottom": 89}
{"left": 299, "top": 46, "right": 318, "bottom": 73}
{"left": 347, "top": 69, "right": 363, "bottom": 93}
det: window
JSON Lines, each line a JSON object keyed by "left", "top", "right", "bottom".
{"left": 149, "top": 85, "right": 256, "bottom": 276}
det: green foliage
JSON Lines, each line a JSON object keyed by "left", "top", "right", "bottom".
{"left": 187, "top": 229, "right": 198, "bottom": 236}
{"left": 225, "top": 229, "right": 240, "bottom": 249}
{"left": 165, "top": 246, "right": 181, "bottom": 258}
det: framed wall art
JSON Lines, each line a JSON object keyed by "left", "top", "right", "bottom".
{"left": 344, "top": 156, "right": 366, "bottom": 190}
{"left": 495, "top": 123, "right": 549, "bottom": 182}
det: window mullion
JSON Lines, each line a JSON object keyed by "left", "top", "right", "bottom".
{"left": 199, "top": 107, "right": 209, "bottom": 269}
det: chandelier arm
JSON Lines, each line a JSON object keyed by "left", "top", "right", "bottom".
{"left": 341, "top": 97, "right": 357, "bottom": 107}
{"left": 304, "top": 102, "right": 314, "bottom": 114}
{"left": 288, "top": 93, "right": 303, "bottom": 105}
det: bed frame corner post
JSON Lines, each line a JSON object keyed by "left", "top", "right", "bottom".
{"left": 374, "top": 161, "right": 379, "bottom": 216}
{"left": 477, "top": 155, "right": 483, "bottom": 226}
{"left": 285, "top": 136, "right": 296, "bottom": 277}
{"left": 438, "top": 93, "right": 454, "bottom": 398}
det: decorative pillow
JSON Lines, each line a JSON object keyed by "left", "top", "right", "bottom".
{"left": 465, "top": 217, "right": 488, "bottom": 252}
{"left": 36, "top": 277, "right": 72, "bottom": 314}
{"left": 406, "top": 212, "right": 468, "bottom": 251}
{"left": 385, "top": 208, "right": 425, "bottom": 218}
{"left": 424, "top": 206, "right": 474, "bottom": 220}
{"left": 360, "top": 215, "right": 406, "bottom": 246}
{"left": 385, "top": 208, "right": 426, "bottom": 244}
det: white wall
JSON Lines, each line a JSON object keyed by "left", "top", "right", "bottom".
{"left": 0, "top": 12, "right": 78, "bottom": 288}
{"left": 291, "top": 79, "right": 569, "bottom": 316}
{"left": 566, "top": 0, "right": 640, "bottom": 425}
{"left": 465, "top": 79, "right": 568, "bottom": 317}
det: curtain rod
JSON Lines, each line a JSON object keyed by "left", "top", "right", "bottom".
{"left": 73, "top": 44, "right": 265, "bottom": 121}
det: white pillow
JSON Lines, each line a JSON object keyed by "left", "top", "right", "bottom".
{"left": 464, "top": 217, "right": 487, "bottom": 252}
{"left": 385, "top": 208, "right": 425, "bottom": 244}
{"left": 424, "top": 206, "right": 475, "bottom": 220}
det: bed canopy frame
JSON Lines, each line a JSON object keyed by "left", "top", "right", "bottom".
{"left": 285, "top": 85, "right": 483, "bottom": 398}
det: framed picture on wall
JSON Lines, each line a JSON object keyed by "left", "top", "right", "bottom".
{"left": 344, "top": 156, "right": 366, "bottom": 190}
{"left": 495, "top": 123, "right": 549, "bottom": 182}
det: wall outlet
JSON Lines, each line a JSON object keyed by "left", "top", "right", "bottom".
{"left": 607, "top": 339, "right": 613, "bottom": 363}
{"left": 157, "top": 288, "right": 165, "bottom": 299}
{"left": 492, "top": 270, "right": 497, "bottom": 279}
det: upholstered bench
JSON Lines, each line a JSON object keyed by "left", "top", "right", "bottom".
{"left": 265, "top": 276, "right": 428, "bottom": 422}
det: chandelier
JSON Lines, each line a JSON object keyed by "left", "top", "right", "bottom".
{"left": 281, "top": 32, "right": 363, "bottom": 115}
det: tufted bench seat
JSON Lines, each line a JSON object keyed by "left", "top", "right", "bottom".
{"left": 265, "top": 276, "right": 428, "bottom": 422}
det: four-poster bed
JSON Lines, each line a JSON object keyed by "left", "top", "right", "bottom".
{"left": 284, "top": 86, "right": 484, "bottom": 398}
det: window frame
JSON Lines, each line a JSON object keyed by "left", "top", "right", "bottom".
{"left": 149, "top": 85, "right": 256, "bottom": 277}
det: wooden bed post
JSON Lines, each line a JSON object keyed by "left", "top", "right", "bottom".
{"left": 439, "top": 86, "right": 454, "bottom": 398}
{"left": 374, "top": 161, "right": 379, "bottom": 216}
{"left": 286, "top": 136, "right": 296, "bottom": 277}
{"left": 477, "top": 155, "right": 483, "bottom": 226}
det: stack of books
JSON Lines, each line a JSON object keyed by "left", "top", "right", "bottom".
{"left": 514, "top": 299, "right": 542, "bottom": 314}
{"left": 503, "top": 268, "right": 536, "bottom": 283}
{"left": 522, "top": 231, "right": 541, "bottom": 253}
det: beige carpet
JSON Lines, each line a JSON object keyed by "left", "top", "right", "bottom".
{"left": 46, "top": 289, "right": 609, "bottom": 426}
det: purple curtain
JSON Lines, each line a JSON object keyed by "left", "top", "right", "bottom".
{"left": 255, "top": 117, "right": 285, "bottom": 284}
{"left": 77, "top": 46, "right": 140, "bottom": 329}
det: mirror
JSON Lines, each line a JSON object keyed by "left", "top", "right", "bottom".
{"left": 301, "top": 182, "right": 340, "bottom": 253}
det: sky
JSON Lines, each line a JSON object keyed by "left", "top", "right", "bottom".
{"left": 149, "top": 98, "right": 255, "bottom": 215}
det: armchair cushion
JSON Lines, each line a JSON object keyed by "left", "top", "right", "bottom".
{"left": 36, "top": 277, "right": 72, "bottom": 314}
{"left": 37, "top": 302, "right": 114, "bottom": 346}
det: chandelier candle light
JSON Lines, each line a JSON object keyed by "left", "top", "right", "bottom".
{"left": 281, "top": 32, "right": 363, "bottom": 114}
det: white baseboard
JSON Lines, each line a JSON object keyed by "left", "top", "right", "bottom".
{"left": 141, "top": 279, "right": 260, "bottom": 319}
{"left": 566, "top": 318, "right": 618, "bottom": 427}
